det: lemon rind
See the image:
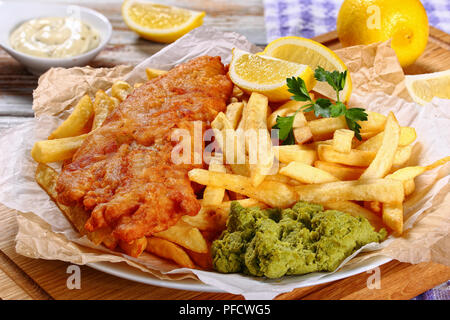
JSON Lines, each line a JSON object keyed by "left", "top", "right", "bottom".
{"left": 122, "top": 0, "right": 205, "bottom": 41}
{"left": 229, "top": 49, "right": 311, "bottom": 91}
{"left": 229, "top": 49, "right": 316, "bottom": 102}
{"left": 263, "top": 36, "right": 352, "bottom": 102}
{"left": 405, "top": 69, "right": 450, "bottom": 105}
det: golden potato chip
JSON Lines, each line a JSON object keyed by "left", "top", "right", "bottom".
{"left": 32, "top": 134, "right": 88, "bottom": 163}
{"left": 359, "top": 112, "right": 400, "bottom": 180}
{"left": 48, "top": 95, "right": 93, "bottom": 139}
{"left": 146, "top": 237, "right": 195, "bottom": 269}
{"left": 154, "top": 220, "right": 208, "bottom": 253}
{"left": 294, "top": 179, "right": 404, "bottom": 203}
{"left": 382, "top": 202, "right": 403, "bottom": 234}
{"left": 119, "top": 237, "right": 147, "bottom": 258}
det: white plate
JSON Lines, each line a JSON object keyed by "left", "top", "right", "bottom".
{"left": 87, "top": 255, "right": 392, "bottom": 293}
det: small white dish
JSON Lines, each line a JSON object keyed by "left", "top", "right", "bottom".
{"left": 0, "top": 1, "right": 112, "bottom": 74}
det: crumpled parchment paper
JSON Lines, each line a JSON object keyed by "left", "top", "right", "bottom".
{"left": 0, "top": 26, "right": 448, "bottom": 300}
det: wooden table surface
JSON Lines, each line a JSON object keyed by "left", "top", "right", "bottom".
{"left": 0, "top": 0, "right": 449, "bottom": 300}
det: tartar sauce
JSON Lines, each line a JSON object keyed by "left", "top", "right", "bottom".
{"left": 9, "top": 17, "right": 100, "bottom": 59}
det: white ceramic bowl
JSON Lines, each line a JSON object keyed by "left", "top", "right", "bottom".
{"left": 0, "top": 1, "right": 112, "bottom": 74}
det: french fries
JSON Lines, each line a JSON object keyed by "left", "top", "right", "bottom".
{"left": 294, "top": 179, "right": 405, "bottom": 203}
{"left": 188, "top": 84, "right": 449, "bottom": 238}
{"left": 267, "top": 100, "right": 313, "bottom": 129}
{"left": 32, "top": 86, "right": 122, "bottom": 163}
{"left": 92, "top": 90, "right": 117, "bottom": 130}
{"left": 382, "top": 202, "right": 403, "bottom": 234}
{"left": 292, "top": 112, "right": 313, "bottom": 144}
{"left": 211, "top": 112, "right": 247, "bottom": 175}
{"left": 145, "top": 67, "right": 168, "bottom": 80}
{"left": 332, "top": 129, "right": 354, "bottom": 153}
{"left": 182, "top": 206, "right": 219, "bottom": 231}
{"left": 392, "top": 145, "right": 413, "bottom": 167}
{"left": 186, "top": 248, "right": 213, "bottom": 270}
{"left": 31, "top": 134, "right": 88, "bottom": 163}
{"left": 318, "top": 143, "right": 411, "bottom": 168}
{"left": 280, "top": 162, "right": 339, "bottom": 184}
{"left": 146, "top": 237, "right": 195, "bottom": 269}
{"left": 314, "top": 161, "right": 365, "bottom": 180}
{"left": 359, "top": 112, "right": 400, "bottom": 179}
{"left": 244, "top": 92, "right": 274, "bottom": 187}
{"left": 364, "top": 201, "right": 382, "bottom": 214}
{"left": 119, "top": 237, "right": 147, "bottom": 258}
{"left": 111, "top": 80, "right": 132, "bottom": 101}
{"left": 154, "top": 220, "right": 208, "bottom": 253}
{"left": 274, "top": 145, "right": 317, "bottom": 165}
{"left": 202, "top": 156, "right": 227, "bottom": 207}
{"left": 404, "top": 179, "right": 415, "bottom": 196}
{"left": 318, "top": 144, "right": 375, "bottom": 167}
{"left": 48, "top": 95, "right": 93, "bottom": 139}
{"left": 308, "top": 112, "right": 386, "bottom": 141}
{"left": 386, "top": 166, "right": 426, "bottom": 181}
{"left": 188, "top": 169, "right": 297, "bottom": 208}
{"left": 356, "top": 127, "right": 416, "bottom": 151}
{"left": 309, "top": 116, "right": 347, "bottom": 140}
{"left": 225, "top": 102, "right": 244, "bottom": 129}
{"left": 358, "top": 112, "right": 386, "bottom": 133}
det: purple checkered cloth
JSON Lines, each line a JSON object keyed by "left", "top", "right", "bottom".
{"left": 263, "top": 0, "right": 450, "bottom": 301}
{"left": 413, "top": 281, "right": 450, "bottom": 300}
{"left": 263, "top": 0, "right": 450, "bottom": 42}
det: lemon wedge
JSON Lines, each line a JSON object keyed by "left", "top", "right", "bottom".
{"left": 122, "top": 0, "right": 205, "bottom": 43}
{"left": 229, "top": 49, "right": 316, "bottom": 102}
{"left": 262, "top": 36, "right": 352, "bottom": 102}
{"left": 405, "top": 70, "right": 450, "bottom": 105}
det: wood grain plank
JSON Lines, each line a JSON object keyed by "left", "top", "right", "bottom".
{"left": 300, "top": 261, "right": 450, "bottom": 300}
{"left": 0, "top": 209, "right": 53, "bottom": 300}
{"left": 0, "top": 251, "right": 52, "bottom": 300}
{"left": 0, "top": 267, "right": 33, "bottom": 300}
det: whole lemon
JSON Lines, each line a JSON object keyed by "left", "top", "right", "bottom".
{"left": 337, "top": 0, "right": 429, "bottom": 67}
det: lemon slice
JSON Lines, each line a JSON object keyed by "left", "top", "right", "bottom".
{"left": 262, "top": 36, "right": 352, "bottom": 102}
{"left": 122, "top": 0, "right": 205, "bottom": 43}
{"left": 405, "top": 70, "right": 450, "bottom": 105}
{"left": 229, "top": 49, "right": 316, "bottom": 102}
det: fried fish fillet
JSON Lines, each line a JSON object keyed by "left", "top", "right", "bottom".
{"left": 56, "top": 56, "right": 233, "bottom": 242}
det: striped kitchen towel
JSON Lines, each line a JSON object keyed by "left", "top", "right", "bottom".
{"left": 263, "top": 0, "right": 450, "bottom": 42}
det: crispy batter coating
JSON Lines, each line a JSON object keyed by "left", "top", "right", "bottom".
{"left": 56, "top": 56, "right": 233, "bottom": 242}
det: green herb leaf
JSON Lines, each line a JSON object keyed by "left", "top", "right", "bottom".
{"left": 345, "top": 108, "right": 368, "bottom": 122}
{"left": 330, "top": 101, "right": 347, "bottom": 117}
{"left": 312, "top": 99, "right": 332, "bottom": 118}
{"left": 314, "top": 67, "right": 347, "bottom": 101}
{"left": 272, "top": 69, "right": 367, "bottom": 145}
{"left": 286, "top": 76, "right": 312, "bottom": 102}
{"left": 273, "top": 115, "right": 296, "bottom": 143}
{"left": 346, "top": 117, "right": 362, "bottom": 140}
{"left": 344, "top": 108, "right": 368, "bottom": 140}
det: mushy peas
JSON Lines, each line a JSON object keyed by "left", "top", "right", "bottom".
{"left": 211, "top": 201, "right": 386, "bottom": 278}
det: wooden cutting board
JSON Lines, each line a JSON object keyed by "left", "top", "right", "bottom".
{"left": 1, "top": 24, "right": 449, "bottom": 300}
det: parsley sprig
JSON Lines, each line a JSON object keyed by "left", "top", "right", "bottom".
{"left": 273, "top": 67, "right": 368, "bottom": 144}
